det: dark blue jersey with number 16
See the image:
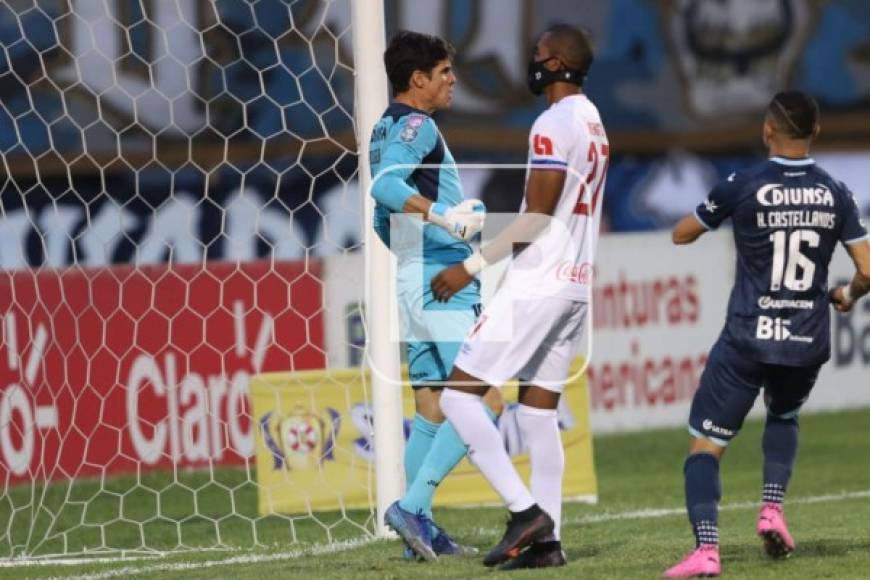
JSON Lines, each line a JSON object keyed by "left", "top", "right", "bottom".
{"left": 694, "top": 156, "right": 868, "bottom": 367}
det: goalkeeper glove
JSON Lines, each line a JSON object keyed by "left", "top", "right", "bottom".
{"left": 428, "top": 199, "right": 486, "bottom": 241}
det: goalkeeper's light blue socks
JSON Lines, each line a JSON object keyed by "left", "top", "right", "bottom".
{"left": 404, "top": 414, "right": 441, "bottom": 487}
{"left": 400, "top": 407, "right": 497, "bottom": 517}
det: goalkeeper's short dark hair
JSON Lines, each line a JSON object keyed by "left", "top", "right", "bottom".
{"left": 767, "top": 91, "right": 820, "bottom": 139}
{"left": 384, "top": 31, "right": 455, "bottom": 94}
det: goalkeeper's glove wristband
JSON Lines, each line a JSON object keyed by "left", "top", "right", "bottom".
{"left": 427, "top": 200, "right": 486, "bottom": 241}
{"left": 462, "top": 251, "right": 488, "bottom": 276}
{"left": 427, "top": 202, "right": 450, "bottom": 229}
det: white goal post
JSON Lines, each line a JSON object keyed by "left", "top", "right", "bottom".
{"left": 349, "top": 0, "right": 404, "bottom": 537}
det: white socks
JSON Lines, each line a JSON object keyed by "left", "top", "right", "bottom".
{"left": 440, "top": 389, "right": 535, "bottom": 512}
{"left": 439, "top": 389, "right": 565, "bottom": 539}
{"left": 517, "top": 404, "right": 564, "bottom": 540}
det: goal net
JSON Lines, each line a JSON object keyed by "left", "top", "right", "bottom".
{"left": 0, "top": 0, "right": 375, "bottom": 560}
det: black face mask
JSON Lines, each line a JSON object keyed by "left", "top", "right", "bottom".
{"left": 527, "top": 56, "right": 585, "bottom": 95}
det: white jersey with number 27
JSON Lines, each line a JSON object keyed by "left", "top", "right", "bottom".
{"left": 500, "top": 93, "right": 609, "bottom": 302}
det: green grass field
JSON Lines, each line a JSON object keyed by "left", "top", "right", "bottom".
{"left": 4, "top": 407, "right": 870, "bottom": 579}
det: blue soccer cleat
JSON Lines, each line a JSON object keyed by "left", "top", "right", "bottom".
{"left": 428, "top": 520, "right": 479, "bottom": 556}
{"left": 385, "top": 501, "right": 437, "bottom": 562}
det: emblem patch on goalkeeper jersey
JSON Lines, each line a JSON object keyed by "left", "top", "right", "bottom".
{"left": 400, "top": 127, "right": 417, "bottom": 142}
{"left": 401, "top": 114, "right": 425, "bottom": 142}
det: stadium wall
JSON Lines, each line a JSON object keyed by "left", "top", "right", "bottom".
{"left": 1, "top": 229, "right": 867, "bottom": 481}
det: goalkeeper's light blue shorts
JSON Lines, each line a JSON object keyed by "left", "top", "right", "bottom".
{"left": 398, "top": 264, "right": 480, "bottom": 388}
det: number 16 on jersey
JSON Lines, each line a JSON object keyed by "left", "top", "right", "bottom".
{"left": 769, "top": 229, "right": 819, "bottom": 292}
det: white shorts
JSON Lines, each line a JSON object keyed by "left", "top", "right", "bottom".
{"left": 453, "top": 292, "right": 588, "bottom": 393}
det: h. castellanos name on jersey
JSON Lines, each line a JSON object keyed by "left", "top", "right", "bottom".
{"left": 756, "top": 183, "right": 837, "bottom": 229}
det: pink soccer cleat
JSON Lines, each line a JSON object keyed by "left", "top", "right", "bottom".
{"left": 663, "top": 545, "right": 720, "bottom": 578}
{"left": 757, "top": 502, "right": 795, "bottom": 558}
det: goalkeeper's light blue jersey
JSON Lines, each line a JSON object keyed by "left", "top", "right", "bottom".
{"left": 369, "top": 102, "right": 472, "bottom": 266}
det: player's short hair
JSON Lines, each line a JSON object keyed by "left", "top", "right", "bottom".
{"left": 542, "top": 23, "right": 594, "bottom": 77}
{"left": 766, "top": 91, "right": 820, "bottom": 139}
{"left": 383, "top": 31, "right": 455, "bottom": 94}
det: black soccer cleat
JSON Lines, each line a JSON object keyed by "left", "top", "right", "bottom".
{"left": 499, "top": 541, "right": 567, "bottom": 570}
{"left": 482, "top": 504, "right": 555, "bottom": 567}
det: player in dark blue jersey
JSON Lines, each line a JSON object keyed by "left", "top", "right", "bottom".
{"left": 368, "top": 31, "right": 502, "bottom": 561}
{"left": 663, "top": 91, "right": 870, "bottom": 578}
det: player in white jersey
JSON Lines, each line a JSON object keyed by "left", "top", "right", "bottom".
{"left": 492, "top": 82, "right": 607, "bottom": 306}
{"left": 430, "top": 24, "right": 608, "bottom": 569}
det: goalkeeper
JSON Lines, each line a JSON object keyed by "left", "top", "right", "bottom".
{"left": 369, "top": 30, "right": 500, "bottom": 560}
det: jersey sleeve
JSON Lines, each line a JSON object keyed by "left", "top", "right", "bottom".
{"left": 370, "top": 114, "right": 438, "bottom": 212}
{"left": 694, "top": 176, "right": 740, "bottom": 230}
{"left": 527, "top": 111, "right": 574, "bottom": 171}
{"left": 839, "top": 188, "right": 869, "bottom": 245}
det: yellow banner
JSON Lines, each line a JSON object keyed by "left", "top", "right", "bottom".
{"left": 251, "top": 362, "right": 597, "bottom": 515}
